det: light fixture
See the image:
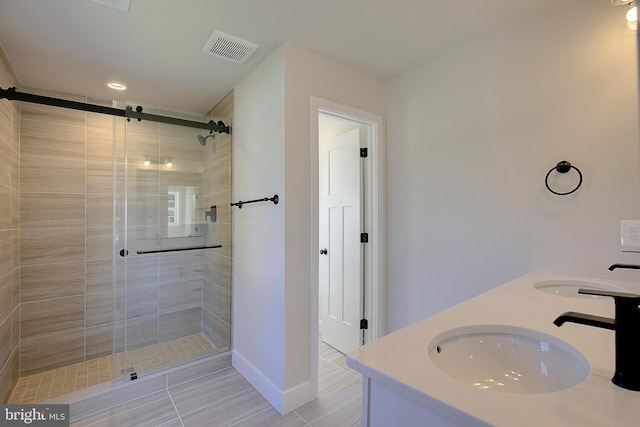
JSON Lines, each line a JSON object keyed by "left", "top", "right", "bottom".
{"left": 106, "top": 81, "right": 127, "bottom": 91}
{"left": 612, "top": 0, "right": 638, "bottom": 30}
{"left": 165, "top": 160, "right": 173, "bottom": 168}
{"left": 627, "top": 1, "right": 638, "bottom": 30}
{"left": 143, "top": 160, "right": 151, "bottom": 167}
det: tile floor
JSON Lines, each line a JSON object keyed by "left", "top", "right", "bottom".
{"left": 9, "top": 334, "right": 217, "bottom": 404}
{"left": 70, "top": 342, "right": 362, "bottom": 427}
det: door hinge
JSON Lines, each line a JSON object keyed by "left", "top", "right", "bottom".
{"left": 360, "top": 232, "right": 368, "bottom": 243}
{"left": 360, "top": 147, "right": 368, "bottom": 158}
{"left": 360, "top": 319, "right": 368, "bottom": 330}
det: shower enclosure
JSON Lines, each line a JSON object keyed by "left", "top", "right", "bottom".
{"left": 6, "top": 89, "right": 232, "bottom": 403}
{"left": 113, "top": 102, "right": 232, "bottom": 381}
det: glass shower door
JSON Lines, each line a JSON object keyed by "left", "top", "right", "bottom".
{"left": 114, "top": 103, "right": 222, "bottom": 380}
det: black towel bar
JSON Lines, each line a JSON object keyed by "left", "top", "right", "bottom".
{"left": 231, "top": 194, "right": 279, "bottom": 209}
{"left": 134, "top": 245, "right": 222, "bottom": 255}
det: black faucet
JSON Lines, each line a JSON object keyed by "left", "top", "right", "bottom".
{"left": 553, "top": 288, "right": 640, "bottom": 391}
{"left": 608, "top": 264, "right": 640, "bottom": 271}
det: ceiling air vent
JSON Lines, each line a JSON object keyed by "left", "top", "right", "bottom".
{"left": 202, "top": 31, "right": 259, "bottom": 64}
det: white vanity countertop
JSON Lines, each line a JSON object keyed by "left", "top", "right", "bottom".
{"left": 347, "top": 273, "right": 640, "bottom": 427}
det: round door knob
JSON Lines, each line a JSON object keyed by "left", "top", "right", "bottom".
{"left": 320, "top": 248, "right": 328, "bottom": 255}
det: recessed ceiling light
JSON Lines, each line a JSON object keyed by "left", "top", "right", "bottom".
{"left": 106, "top": 81, "right": 127, "bottom": 91}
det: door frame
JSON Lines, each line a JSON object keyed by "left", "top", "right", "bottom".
{"left": 310, "top": 96, "right": 386, "bottom": 388}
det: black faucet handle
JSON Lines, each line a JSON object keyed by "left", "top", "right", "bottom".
{"left": 578, "top": 288, "right": 640, "bottom": 326}
{"left": 578, "top": 288, "right": 640, "bottom": 301}
{"left": 608, "top": 263, "right": 640, "bottom": 271}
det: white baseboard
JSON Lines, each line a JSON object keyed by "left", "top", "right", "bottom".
{"left": 232, "top": 349, "right": 315, "bottom": 415}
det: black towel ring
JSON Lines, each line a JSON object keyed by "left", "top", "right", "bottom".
{"left": 545, "top": 161, "right": 582, "bottom": 196}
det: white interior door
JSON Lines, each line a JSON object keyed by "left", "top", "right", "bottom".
{"left": 319, "top": 127, "right": 362, "bottom": 354}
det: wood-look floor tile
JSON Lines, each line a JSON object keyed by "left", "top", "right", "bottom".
{"left": 71, "top": 391, "right": 177, "bottom": 427}
{"left": 308, "top": 395, "right": 361, "bottom": 427}
{"left": 180, "top": 388, "right": 272, "bottom": 427}
{"left": 154, "top": 418, "right": 185, "bottom": 427}
{"left": 233, "top": 407, "right": 308, "bottom": 427}
{"left": 171, "top": 369, "right": 252, "bottom": 416}
{"left": 294, "top": 359, "right": 360, "bottom": 424}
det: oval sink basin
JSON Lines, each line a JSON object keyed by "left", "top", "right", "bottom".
{"left": 533, "top": 280, "right": 628, "bottom": 299}
{"left": 428, "top": 325, "right": 590, "bottom": 394}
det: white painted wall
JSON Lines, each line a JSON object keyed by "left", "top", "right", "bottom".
{"left": 232, "top": 43, "right": 384, "bottom": 413}
{"left": 386, "top": 0, "right": 640, "bottom": 332}
{"left": 232, "top": 46, "right": 286, "bottom": 407}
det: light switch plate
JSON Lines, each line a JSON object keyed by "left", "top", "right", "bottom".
{"left": 621, "top": 220, "right": 640, "bottom": 252}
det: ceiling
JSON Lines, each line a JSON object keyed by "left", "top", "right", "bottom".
{"left": 0, "top": 0, "right": 563, "bottom": 114}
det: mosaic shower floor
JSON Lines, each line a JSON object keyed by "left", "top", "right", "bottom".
{"left": 9, "top": 333, "right": 217, "bottom": 404}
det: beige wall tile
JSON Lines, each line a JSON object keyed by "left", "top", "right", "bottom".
{"left": 86, "top": 291, "right": 112, "bottom": 327}
{"left": 0, "top": 138, "right": 10, "bottom": 189}
{"left": 204, "top": 253, "right": 231, "bottom": 288}
{"left": 202, "top": 281, "right": 212, "bottom": 312}
{"left": 125, "top": 132, "right": 160, "bottom": 167}
{"left": 20, "top": 193, "right": 85, "bottom": 228}
{"left": 87, "top": 127, "right": 117, "bottom": 163}
{"left": 86, "top": 161, "right": 113, "bottom": 194}
{"left": 20, "top": 328, "right": 84, "bottom": 376}
{"left": 86, "top": 259, "right": 113, "bottom": 294}
{"left": 125, "top": 255, "right": 159, "bottom": 287}
{"left": 158, "top": 307, "right": 200, "bottom": 343}
{"left": 86, "top": 106, "right": 118, "bottom": 130}
{"left": 158, "top": 251, "right": 203, "bottom": 285}
{"left": 11, "top": 308, "right": 18, "bottom": 353}
{"left": 19, "top": 103, "right": 83, "bottom": 126}
{"left": 0, "top": 98, "right": 10, "bottom": 133}
{"left": 85, "top": 323, "right": 113, "bottom": 360}
{"left": 20, "top": 261, "right": 85, "bottom": 303}
{"left": 0, "top": 184, "right": 10, "bottom": 229}
{"left": 0, "top": 354, "right": 10, "bottom": 403}
{"left": 126, "top": 285, "right": 158, "bottom": 319}
{"left": 213, "top": 314, "right": 231, "bottom": 350}
{"left": 0, "top": 230, "right": 11, "bottom": 278}
{"left": 20, "top": 156, "right": 85, "bottom": 193}
{"left": 20, "top": 119, "right": 85, "bottom": 160}
{"left": 21, "top": 295, "right": 84, "bottom": 338}
{"left": 159, "top": 280, "right": 202, "bottom": 314}
{"left": 11, "top": 187, "right": 18, "bottom": 229}
{"left": 203, "top": 160, "right": 230, "bottom": 197}
{"left": 11, "top": 268, "right": 18, "bottom": 311}
{"left": 10, "top": 230, "right": 18, "bottom": 270}
{"left": 201, "top": 308, "right": 213, "bottom": 344}
{"left": 0, "top": 316, "right": 10, "bottom": 373}
{"left": 10, "top": 104, "right": 18, "bottom": 154}
{"left": 210, "top": 281, "right": 231, "bottom": 321}
{"left": 125, "top": 316, "right": 158, "bottom": 350}
{"left": 86, "top": 194, "right": 112, "bottom": 227}
{"left": 86, "top": 226, "right": 112, "bottom": 261}
{"left": 20, "top": 227, "right": 84, "bottom": 266}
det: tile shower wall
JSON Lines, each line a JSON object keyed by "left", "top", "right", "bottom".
{"left": 0, "top": 47, "right": 20, "bottom": 403}
{"left": 17, "top": 93, "right": 233, "bottom": 377}
{"left": 201, "top": 91, "right": 232, "bottom": 349}
{"left": 19, "top": 87, "right": 120, "bottom": 377}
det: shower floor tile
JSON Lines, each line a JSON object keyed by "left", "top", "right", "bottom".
{"left": 9, "top": 333, "right": 217, "bottom": 404}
